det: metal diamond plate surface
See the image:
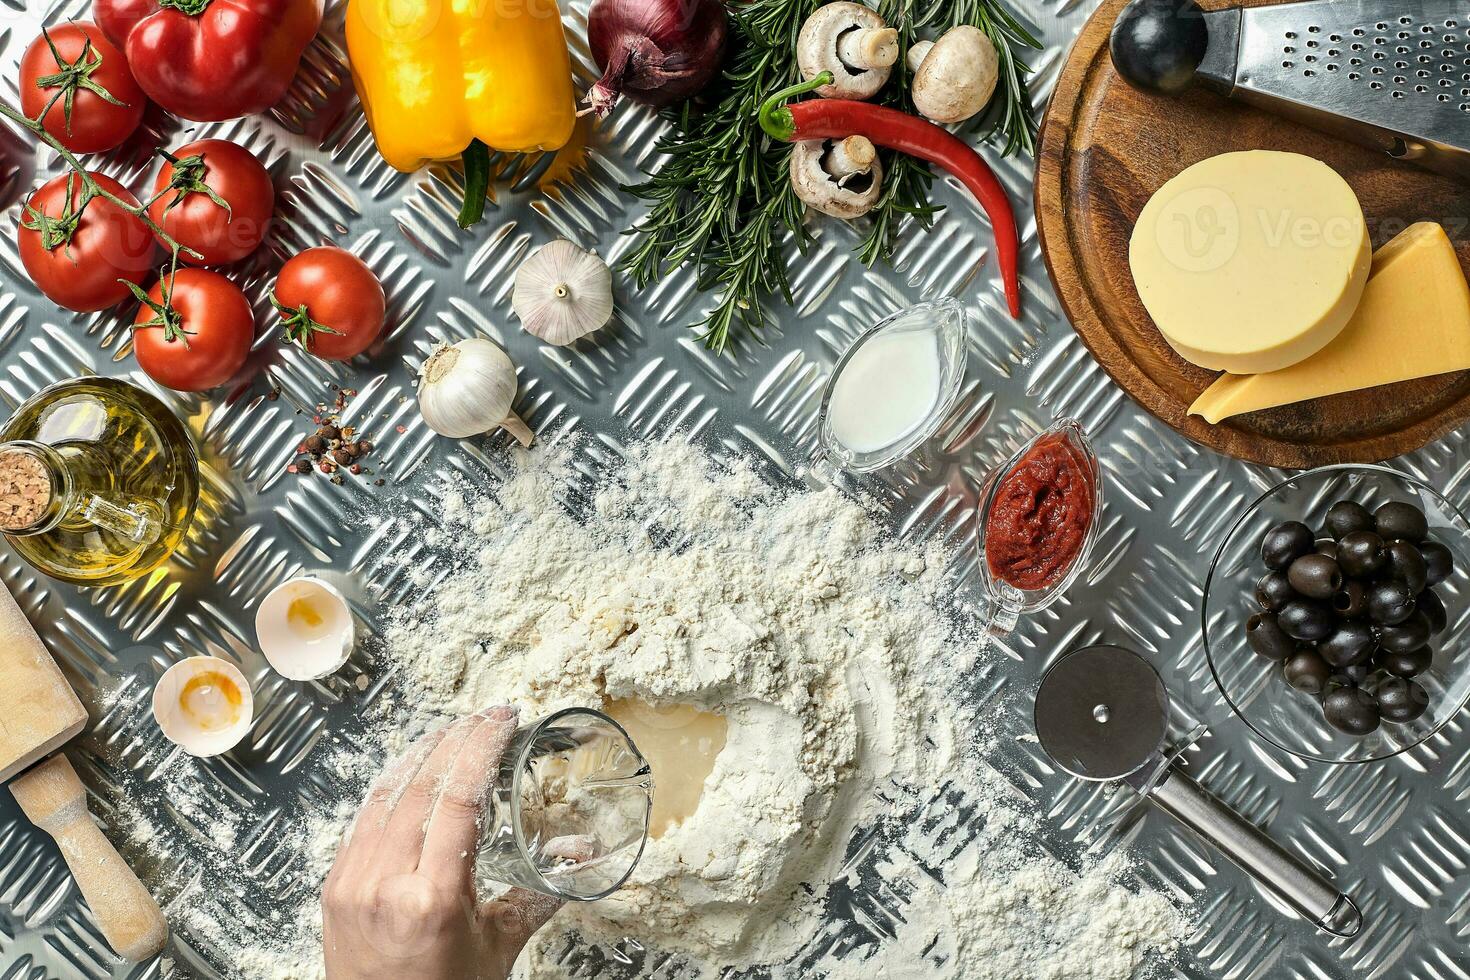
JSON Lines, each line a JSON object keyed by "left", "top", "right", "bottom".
{"left": 0, "top": 0, "right": 1467, "bottom": 978}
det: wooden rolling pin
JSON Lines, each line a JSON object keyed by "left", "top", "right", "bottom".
{"left": 0, "top": 583, "right": 167, "bottom": 961}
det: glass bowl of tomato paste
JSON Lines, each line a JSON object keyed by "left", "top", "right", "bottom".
{"left": 974, "top": 419, "right": 1102, "bottom": 632}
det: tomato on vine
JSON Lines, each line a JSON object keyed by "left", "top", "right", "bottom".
{"left": 148, "top": 139, "right": 274, "bottom": 266}
{"left": 19, "top": 23, "right": 146, "bottom": 154}
{"left": 131, "top": 269, "right": 255, "bottom": 392}
{"left": 272, "top": 247, "right": 386, "bottom": 361}
{"left": 18, "top": 172, "right": 157, "bottom": 312}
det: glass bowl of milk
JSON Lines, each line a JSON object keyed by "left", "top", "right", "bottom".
{"left": 818, "top": 298, "right": 968, "bottom": 472}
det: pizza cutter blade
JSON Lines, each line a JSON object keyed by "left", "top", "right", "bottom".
{"left": 1034, "top": 645, "right": 1363, "bottom": 938}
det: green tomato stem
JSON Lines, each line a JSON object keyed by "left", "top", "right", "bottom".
{"left": 0, "top": 97, "right": 201, "bottom": 262}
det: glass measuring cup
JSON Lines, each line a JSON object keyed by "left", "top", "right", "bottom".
{"left": 476, "top": 707, "right": 653, "bottom": 901}
{"left": 814, "top": 298, "right": 968, "bottom": 474}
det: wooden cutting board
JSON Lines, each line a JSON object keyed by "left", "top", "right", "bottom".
{"left": 1035, "top": 0, "right": 1470, "bottom": 468}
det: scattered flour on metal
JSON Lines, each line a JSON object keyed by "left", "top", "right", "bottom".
{"left": 110, "top": 439, "right": 1184, "bottom": 978}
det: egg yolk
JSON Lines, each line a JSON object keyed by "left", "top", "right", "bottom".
{"left": 180, "top": 671, "right": 244, "bottom": 733}
{"left": 287, "top": 596, "right": 332, "bottom": 639}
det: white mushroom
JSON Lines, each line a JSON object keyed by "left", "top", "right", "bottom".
{"left": 908, "top": 26, "right": 1000, "bottom": 124}
{"left": 797, "top": 2, "right": 899, "bottom": 101}
{"left": 790, "top": 137, "right": 884, "bottom": 219}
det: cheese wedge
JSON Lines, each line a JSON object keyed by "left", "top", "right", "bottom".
{"left": 1190, "top": 222, "right": 1470, "bottom": 423}
{"left": 1130, "top": 151, "right": 1371, "bottom": 374}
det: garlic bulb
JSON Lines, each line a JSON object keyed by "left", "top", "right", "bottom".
{"left": 512, "top": 240, "right": 613, "bottom": 345}
{"left": 417, "top": 338, "right": 534, "bottom": 446}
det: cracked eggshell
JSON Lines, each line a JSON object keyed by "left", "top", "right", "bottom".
{"left": 256, "top": 576, "right": 356, "bottom": 681}
{"left": 153, "top": 656, "right": 253, "bottom": 757}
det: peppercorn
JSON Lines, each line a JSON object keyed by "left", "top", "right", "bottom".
{"left": 356, "top": 440, "right": 373, "bottom": 456}
{"left": 304, "top": 434, "right": 326, "bottom": 454}
{"left": 318, "top": 424, "right": 341, "bottom": 441}
{"left": 332, "top": 448, "right": 354, "bottom": 465}
{"left": 318, "top": 461, "right": 334, "bottom": 474}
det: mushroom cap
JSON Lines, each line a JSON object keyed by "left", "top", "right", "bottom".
{"left": 797, "top": 2, "right": 895, "bottom": 101}
{"left": 912, "top": 26, "right": 1000, "bottom": 124}
{"left": 789, "top": 139, "right": 884, "bottom": 220}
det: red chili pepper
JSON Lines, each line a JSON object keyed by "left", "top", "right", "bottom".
{"left": 759, "top": 72, "right": 1022, "bottom": 319}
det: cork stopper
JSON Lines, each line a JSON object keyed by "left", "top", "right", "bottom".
{"left": 0, "top": 449, "right": 53, "bottom": 532}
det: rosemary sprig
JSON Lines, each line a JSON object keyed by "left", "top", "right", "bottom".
{"left": 622, "top": 0, "right": 1040, "bottom": 353}
{"left": 622, "top": 0, "right": 819, "bottom": 353}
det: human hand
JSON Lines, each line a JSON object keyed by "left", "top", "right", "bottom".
{"left": 322, "top": 706, "right": 564, "bottom": 980}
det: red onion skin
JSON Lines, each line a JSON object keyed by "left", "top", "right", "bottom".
{"left": 586, "top": 0, "right": 730, "bottom": 117}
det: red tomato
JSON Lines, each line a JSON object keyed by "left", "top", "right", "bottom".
{"left": 132, "top": 269, "right": 254, "bottom": 391}
{"left": 18, "top": 172, "right": 157, "bottom": 312}
{"left": 95, "top": 0, "right": 322, "bottom": 122}
{"left": 148, "top": 139, "right": 274, "bottom": 265}
{"left": 19, "top": 23, "right": 146, "bottom": 154}
{"left": 273, "top": 247, "right": 386, "bottom": 360}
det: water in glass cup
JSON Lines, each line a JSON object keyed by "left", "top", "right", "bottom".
{"left": 476, "top": 708, "right": 653, "bottom": 901}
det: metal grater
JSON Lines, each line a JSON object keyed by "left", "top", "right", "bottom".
{"left": 1111, "top": 0, "right": 1470, "bottom": 180}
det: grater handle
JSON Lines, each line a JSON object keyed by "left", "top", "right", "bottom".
{"left": 1111, "top": 0, "right": 1238, "bottom": 96}
{"left": 1149, "top": 764, "right": 1363, "bottom": 938}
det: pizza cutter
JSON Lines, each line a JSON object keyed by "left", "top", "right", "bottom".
{"left": 1034, "top": 645, "right": 1362, "bottom": 938}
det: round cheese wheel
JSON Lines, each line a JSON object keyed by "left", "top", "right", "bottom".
{"left": 1129, "top": 150, "right": 1371, "bottom": 375}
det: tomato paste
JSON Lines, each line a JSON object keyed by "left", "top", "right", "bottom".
{"left": 984, "top": 433, "right": 1095, "bottom": 591}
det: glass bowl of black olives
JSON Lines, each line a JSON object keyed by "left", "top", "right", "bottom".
{"left": 1203, "top": 465, "right": 1470, "bottom": 764}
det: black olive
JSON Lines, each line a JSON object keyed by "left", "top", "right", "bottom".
{"left": 1377, "top": 645, "right": 1433, "bottom": 678}
{"left": 1336, "top": 531, "right": 1387, "bottom": 579}
{"left": 1325, "top": 500, "right": 1374, "bottom": 540}
{"left": 1366, "top": 579, "right": 1416, "bottom": 625}
{"left": 1282, "top": 649, "right": 1331, "bottom": 695}
{"left": 1318, "top": 620, "right": 1376, "bottom": 667}
{"left": 1261, "top": 521, "right": 1315, "bottom": 571}
{"left": 1255, "top": 572, "right": 1295, "bottom": 611}
{"left": 1379, "top": 611, "right": 1431, "bottom": 653}
{"left": 1420, "top": 540, "right": 1454, "bottom": 587}
{"left": 1246, "top": 613, "right": 1296, "bottom": 660}
{"left": 1375, "top": 501, "right": 1428, "bottom": 542}
{"left": 1314, "top": 538, "right": 1338, "bottom": 558}
{"left": 1323, "top": 686, "right": 1381, "bottom": 736}
{"left": 1377, "top": 677, "right": 1430, "bottom": 724}
{"left": 1384, "top": 540, "right": 1429, "bottom": 593}
{"left": 1286, "top": 553, "right": 1341, "bottom": 600}
{"left": 1340, "top": 663, "right": 1372, "bottom": 686}
{"left": 1277, "top": 601, "right": 1334, "bottom": 642}
{"left": 1417, "top": 589, "right": 1448, "bottom": 635}
{"left": 1331, "top": 581, "right": 1366, "bottom": 619}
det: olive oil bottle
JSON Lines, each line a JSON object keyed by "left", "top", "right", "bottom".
{"left": 0, "top": 378, "right": 199, "bottom": 586}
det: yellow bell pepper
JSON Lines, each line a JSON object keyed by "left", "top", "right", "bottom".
{"left": 345, "top": 0, "right": 577, "bottom": 226}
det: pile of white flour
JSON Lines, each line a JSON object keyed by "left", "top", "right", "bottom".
{"left": 110, "top": 439, "right": 1185, "bottom": 978}
{"left": 391, "top": 442, "right": 960, "bottom": 965}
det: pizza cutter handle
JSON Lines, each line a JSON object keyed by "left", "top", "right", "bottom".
{"left": 1149, "top": 765, "right": 1362, "bottom": 939}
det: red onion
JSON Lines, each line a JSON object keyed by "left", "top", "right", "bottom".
{"left": 585, "top": 0, "right": 730, "bottom": 117}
